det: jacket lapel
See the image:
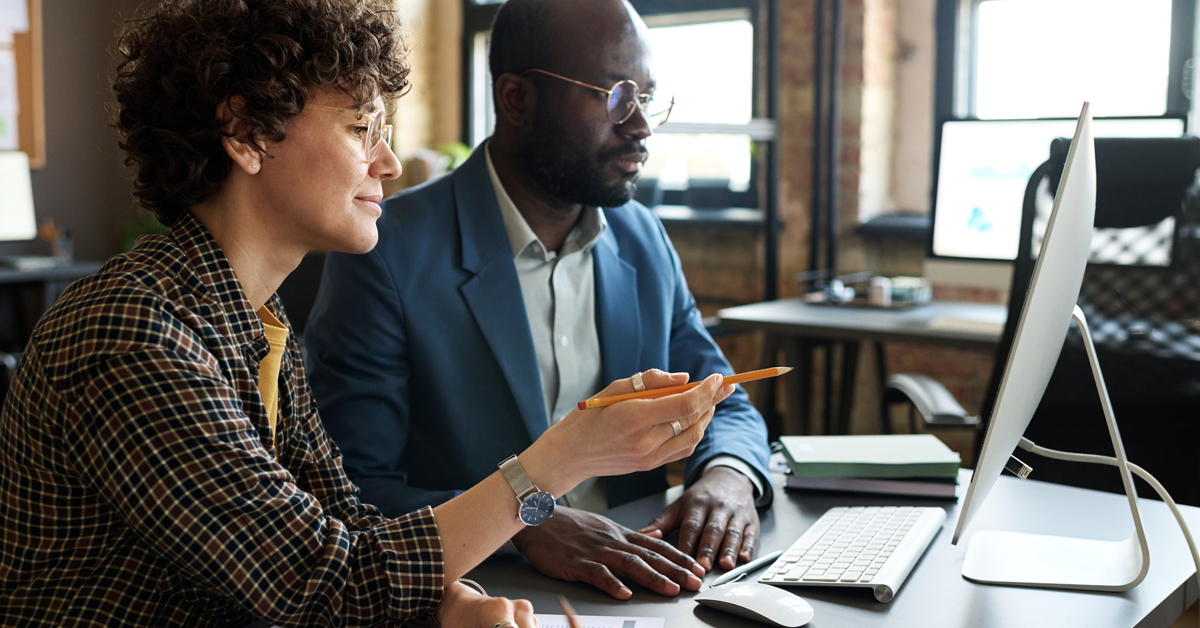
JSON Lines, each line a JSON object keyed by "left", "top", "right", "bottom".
{"left": 454, "top": 148, "right": 549, "bottom": 443}
{"left": 593, "top": 223, "right": 642, "bottom": 385}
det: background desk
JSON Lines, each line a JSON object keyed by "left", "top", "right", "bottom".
{"left": 717, "top": 299, "right": 1006, "bottom": 436}
{"left": 469, "top": 471, "right": 1200, "bottom": 628}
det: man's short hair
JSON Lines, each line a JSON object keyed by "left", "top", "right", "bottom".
{"left": 112, "top": 0, "right": 411, "bottom": 227}
{"left": 488, "top": 0, "right": 554, "bottom": 85}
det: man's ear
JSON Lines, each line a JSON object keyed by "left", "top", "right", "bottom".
{"left": 494, "top": 73, "right": 538, "bottom": 128}
{"left": 217, "top": 96, "right": 263, "bottom": 175}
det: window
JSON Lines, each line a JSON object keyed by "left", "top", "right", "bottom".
{"left": 937, "top": 0, "right": 1195, "bottom": 121}
{"left": 461, "top": 0, "right": 765, "bottom": 211}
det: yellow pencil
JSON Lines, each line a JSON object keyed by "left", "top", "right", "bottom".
{"left": 577, "top": 366, "right": 792, "bottom": 410}
{"left": 558, "top": 596, "right": 584, "bottom": 628}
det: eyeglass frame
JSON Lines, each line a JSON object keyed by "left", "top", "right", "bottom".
{"left": 308, "top": 104, "right": 394, "bottom": 161}
{"left": 521, "top": 69, "right": 674, "bottom": 128}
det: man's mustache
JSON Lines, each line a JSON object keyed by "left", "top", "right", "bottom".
{"left": 599, "top": 145, "right": 648, "bottom": 163}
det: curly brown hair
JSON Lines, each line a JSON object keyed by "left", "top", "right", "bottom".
{"left": 112, "top": 0, "right": 410, "bottom": 226}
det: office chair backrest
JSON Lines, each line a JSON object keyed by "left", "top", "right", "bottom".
{"left": 976, "top": 135, "right": 1200, "bottom": 452}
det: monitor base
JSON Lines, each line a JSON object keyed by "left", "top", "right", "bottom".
{"left": 961, "top": 305, "right": 1150, "bottom": 592}
{"left": 962, "top": 531, "right": 1145, "bottom": 591}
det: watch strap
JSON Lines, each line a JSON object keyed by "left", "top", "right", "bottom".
{"left": 498, "top": 454, "right": 539, "bottom": 502}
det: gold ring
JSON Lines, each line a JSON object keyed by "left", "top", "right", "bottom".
{"left": 631, "top": 371, "right": 646, "bottom": 392}
{"left": 671, "top": 420, "right": 683, "bottom": 436}
{"left": 492, "top": 622, "right": 517, "bottom": 628}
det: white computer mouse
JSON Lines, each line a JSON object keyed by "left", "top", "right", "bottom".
{"left": 694, "top": 582, "right": 815, "bottom": 627}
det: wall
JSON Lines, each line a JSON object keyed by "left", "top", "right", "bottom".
{"left": 0, "top": 0, "right": 138, "bottom": 262}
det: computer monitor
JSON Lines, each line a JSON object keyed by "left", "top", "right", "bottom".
{"left": 0, "top": 152, "right": 36, "bottom": 242}
{"left": 930, "top": 117, "right": 1184, "bottom": 261}
{"left": 950, "top": 104, "right": 1152, "bottom": 592}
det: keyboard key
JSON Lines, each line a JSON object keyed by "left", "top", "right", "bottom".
{"left": 841, "top": 572, "right": 863, "bottom": 582}
{"left": 803, "top": 574, "right": 842, "bottom": 582}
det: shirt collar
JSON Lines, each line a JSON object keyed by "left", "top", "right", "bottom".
{"left": 484, "top": 142, "right": 607, "bottom": 260}
{"left": 168, "top": 210, "right": 269, "bottom": 351}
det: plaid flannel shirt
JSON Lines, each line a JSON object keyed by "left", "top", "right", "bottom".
{"left": 0, "top": 211, "right": 444, "bottom": 627}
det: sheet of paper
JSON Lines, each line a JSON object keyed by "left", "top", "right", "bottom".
{"left": 0, "top": 46, "right": 16, "bottom": 151}
{"left": 0, "top": 0, "right": 29, "bottom": 34}
{"left": 534, "top": 614, "right": 665, "bottom": 628}
{"left": 0, "top": 46, "right": 17, "bottom": 109}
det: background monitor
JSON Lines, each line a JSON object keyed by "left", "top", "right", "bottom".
{"left": 0, "top": 151, "right": 36, "bottom": 242}
{"left": 930, "top": 117, "right": 1183, "bottom": 261}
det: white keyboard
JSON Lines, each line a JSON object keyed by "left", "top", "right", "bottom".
{"left": 759, "top": 506, "right": 946, "bottom": 603}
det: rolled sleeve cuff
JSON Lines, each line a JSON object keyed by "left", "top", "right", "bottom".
{"left": 379, "top": 506, "right": 444, "bottom": 620}
{"left": 702, "top": 455, "right": 772, "bottom": 507}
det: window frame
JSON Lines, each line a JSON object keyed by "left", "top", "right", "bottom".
{"left": 460, "top": 0, "right": 766, "bottom": 211}
{"left": 935, "top": 0, "right": 1195, "bottom": 124}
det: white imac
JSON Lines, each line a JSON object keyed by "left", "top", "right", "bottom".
{"left": 0, "top": 151, "right": 37, "bottom": 242}
{"left": 931, "top": 116, "right": 1184, "bottom": 261}
{"left": 950, "top": 103, "right": 1153, "bottom": 591}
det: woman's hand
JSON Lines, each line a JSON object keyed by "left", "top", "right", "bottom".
{"left": 435, "top": 581, "right": 539, "bottom": 628}
{"left": 523, "top": 370, "right": 735, "bottom": 496}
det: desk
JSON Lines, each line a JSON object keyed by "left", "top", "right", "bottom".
{"left": 469, "top": 471, "right": 1200, "bottom": 628}
{"left": 717, "top": 299, "right": 1007, "bottom": 435}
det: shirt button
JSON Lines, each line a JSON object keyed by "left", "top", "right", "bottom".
{"left": 560, "top": 336, "right": 569, "bottom": 347}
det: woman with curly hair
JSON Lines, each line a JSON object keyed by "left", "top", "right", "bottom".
{"left": 0, "top": 1, "right": 730, "bottom": 626}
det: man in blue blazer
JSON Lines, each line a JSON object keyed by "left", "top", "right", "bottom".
{"left": 306, "top": 0, "right": 772, "bottom": 600}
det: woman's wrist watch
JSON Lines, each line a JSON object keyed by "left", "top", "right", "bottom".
{"left": 498, "top": 454, "right": 555, "bottom": 526}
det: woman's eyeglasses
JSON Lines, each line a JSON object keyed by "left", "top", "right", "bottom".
{"left": 522, "top": 69, "right": 674, "bottom": 129}
{"left": 309, "top": 105, "right": 394, "bottom": 161}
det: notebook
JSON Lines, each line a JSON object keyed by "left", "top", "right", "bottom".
{"left": 779, "top": 434, "right": 960, "bottom": 479}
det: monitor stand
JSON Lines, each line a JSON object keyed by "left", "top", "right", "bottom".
{"left": 961, "top": 305, "right": 1150, "bottom": 592}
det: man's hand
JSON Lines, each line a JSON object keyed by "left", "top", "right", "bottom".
{"left": 511, "top": 506, "right": 705, "bottom": 599}
{"left": 638, "top": 466, "right": 759, "bottom": 572}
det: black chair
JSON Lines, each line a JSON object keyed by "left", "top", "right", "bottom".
{"left": 886, "top": 136, "right": 1200, "bottom": 506}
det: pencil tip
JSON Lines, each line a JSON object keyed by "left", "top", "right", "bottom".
{"left": 777, "top": 366, "right": 793, "bottom": 374}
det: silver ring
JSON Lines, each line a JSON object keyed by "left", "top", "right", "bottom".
{"left": 492, "top": 622, "right": 517, "bottom": 628}
{"left": 631, "top": 371, "right": 646, "bottom": 392}
{"left": 671, "top": 420, "right": 683, "bottom": 436}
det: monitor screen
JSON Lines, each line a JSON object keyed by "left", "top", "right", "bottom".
{"left": 931, "top": 117, "right": 1184, "bottom": 261}
{"left": 0, "top": 151, "right": 36, "bottom": 242}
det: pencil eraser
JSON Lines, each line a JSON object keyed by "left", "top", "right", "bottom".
{"left": 577, "top": 401, "right": 587, "bottom": 410}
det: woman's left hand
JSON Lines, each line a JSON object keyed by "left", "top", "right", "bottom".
{"left": 435, "top": 580, "right": 540, "bottom": 628}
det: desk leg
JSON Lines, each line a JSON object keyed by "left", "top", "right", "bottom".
{"left": 821, "top": 341, "right": 835, "bottom": 435}
{"left": 757, "top": 333, "right": 783, "bottom": 440}
{"left": 836, "top": 341, "right": 860, "bottom": 435}
{"left": 875, "top": 341, "right": 891, "bottom": 434}
{"left": 784, "top": 337, "right": 812, "bottom": 435}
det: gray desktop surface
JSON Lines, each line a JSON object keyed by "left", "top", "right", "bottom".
{"left": 468, "top": 470, "right": 1200, "bottom": 628}
{"left": 717, "top": 299, "right": 1005, "bottom": 350}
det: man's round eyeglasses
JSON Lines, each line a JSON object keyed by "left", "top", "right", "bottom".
{"left": 522, "top": 69, "right": 674, "bottom": 129}
{"left": 310, "top": 105, "right": 394, "bottom": 161}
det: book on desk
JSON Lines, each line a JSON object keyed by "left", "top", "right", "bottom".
{"left": 779, "top": 434, "right": 961, "bottom": 500}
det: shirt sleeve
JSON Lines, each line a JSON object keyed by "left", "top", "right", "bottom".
{"left": 60, "top": 343, "right": 444, "bottom": 627}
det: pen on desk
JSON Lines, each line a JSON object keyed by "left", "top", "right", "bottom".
{"left": 578, "top": 367, "right": 793, "bottom": 410}
{"left": 708, "top": 550, "right": 784, "bottom": 588}
{"left": 558, "top": 596, "right": 584, "bottom": 628}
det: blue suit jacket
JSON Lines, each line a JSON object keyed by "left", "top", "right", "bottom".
{"left": 305, "top": 146, "right": 771, "bottom": 518}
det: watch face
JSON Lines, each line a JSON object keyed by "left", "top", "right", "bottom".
{"left": 519, "top": 491, "right": 556, "bottom": 526}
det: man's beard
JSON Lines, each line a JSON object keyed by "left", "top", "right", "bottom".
{"left": 517, "top": 104, "right": 644, "bottom": 208}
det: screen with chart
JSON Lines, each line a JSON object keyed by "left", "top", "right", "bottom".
{"left": 931, "top": 117, "right": 1184, "bottom": 261}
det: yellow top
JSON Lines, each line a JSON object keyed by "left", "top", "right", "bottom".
{"left": 256, "top": 306, "right": 290, "bottom": 454}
